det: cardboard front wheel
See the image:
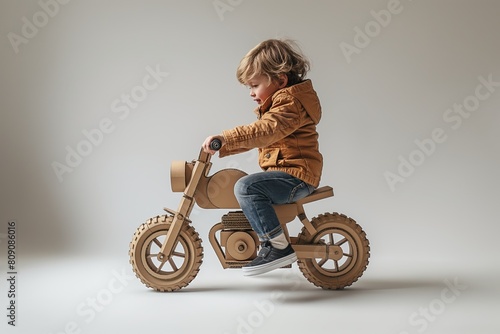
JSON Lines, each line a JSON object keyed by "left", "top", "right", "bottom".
{"left": 296, "top": 212, "right": 370, "bottom": 289}
{"left": 129, "top": 215, "right": 203, "bottom": 291}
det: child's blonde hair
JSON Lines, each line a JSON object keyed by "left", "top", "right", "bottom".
{"left": 236, "top": 39, "right": 310, "bottom": 86}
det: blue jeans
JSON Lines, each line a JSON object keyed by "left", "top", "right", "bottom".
{"left": 234, "top": 171, "right": 315, "bottom": 241}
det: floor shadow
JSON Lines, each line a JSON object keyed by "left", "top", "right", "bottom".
{"left": 278, "top": 277, "right": 449, "bottom": 303}
{"left": 181, "top": 275, "right": 449, "bottom": 304}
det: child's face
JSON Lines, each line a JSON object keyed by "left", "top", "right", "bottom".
{"left": 246, "top": 75, "right": 281, "bottom": 105}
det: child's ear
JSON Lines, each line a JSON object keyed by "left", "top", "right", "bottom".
{"left": 278, "top": 74, "right": 288, "bottom": 88}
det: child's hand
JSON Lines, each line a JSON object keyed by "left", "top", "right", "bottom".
{"left": 202, "top": 135, "right": 225, "bottom": 155}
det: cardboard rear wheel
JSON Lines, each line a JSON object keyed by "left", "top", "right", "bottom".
{"left": 297, "top": 212, "right": 370, "bottom": 289}
{"left": 129, "top": 215, "right": 203, "bottom": 291}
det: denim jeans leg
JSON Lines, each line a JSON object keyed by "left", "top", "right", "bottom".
{"left": 234, "top": 171, "right": 315, "bottom": 241}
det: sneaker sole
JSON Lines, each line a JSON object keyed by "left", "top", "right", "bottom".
{"left": 242, "top": 253, "right": 297, "bottom": 277}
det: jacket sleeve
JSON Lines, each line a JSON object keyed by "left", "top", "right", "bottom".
{"left": 218, "top": 145, "right": 252, "bottom": 158}
{"left": 219, "top": 93, "right": 302, "bottom": 157}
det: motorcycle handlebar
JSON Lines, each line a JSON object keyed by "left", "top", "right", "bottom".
{"left": 209, "top": 138, "right": 222, "bottom": 151}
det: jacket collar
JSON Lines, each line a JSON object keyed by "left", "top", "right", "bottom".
{"left": 255, "top": 79, "right": 313, "bottom": 116}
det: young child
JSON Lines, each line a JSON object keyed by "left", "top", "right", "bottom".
{"left": 202, "top": 39, "right": 323, "bottom": 276}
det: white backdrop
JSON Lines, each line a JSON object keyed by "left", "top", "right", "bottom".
{"left": 1, "top": 1, "right": 499, "bottom": 333}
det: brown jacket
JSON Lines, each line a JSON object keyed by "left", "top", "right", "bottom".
{"left": 220, "top": 79, "right": 323, "bottom": 187}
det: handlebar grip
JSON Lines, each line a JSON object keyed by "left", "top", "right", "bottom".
{"left": 209, "top": 138, "right": 222, "bottom": 151}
